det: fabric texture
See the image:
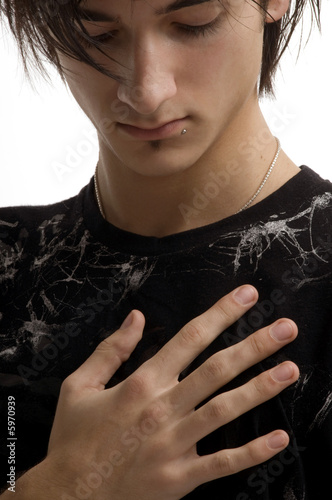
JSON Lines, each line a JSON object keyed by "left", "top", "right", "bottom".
{"left": 0, "top": 165, "right": 331, "bottom": 499}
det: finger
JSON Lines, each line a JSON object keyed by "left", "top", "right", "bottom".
{"left": 175, "top": 361, "right": 299, "bottom": 449}
{"left": 185, "top": 430, "right": 290, "bottom": 488}
{"left": 145, "top": 285, "right": 258, "bottom": 384}
{"left": 170, "top": 318, "right": 298, "bottom": 413}
{"left": 65, "top": 310, "right": 145, "bottom": 393}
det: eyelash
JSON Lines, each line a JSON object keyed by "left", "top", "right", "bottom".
{"left": 90, "top": 32, "right": 116, "bottom": 44}
{"left": 80, "top": 16, "right": 222, "bottom": 47}
{"left": 176, "top": 16, "right": 222, "bottom": 38}
{"left": 78, "top": 32, "right": 115, "bottom": 47}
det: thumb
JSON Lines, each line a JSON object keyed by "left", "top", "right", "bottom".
{"left": 69, "top": 310, "right": 145, "bottom": 393}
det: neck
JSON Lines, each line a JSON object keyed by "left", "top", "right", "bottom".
{"left": 96, "top": 102, "right": 300, "bottom": 237}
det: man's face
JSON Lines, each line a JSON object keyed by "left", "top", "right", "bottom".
{"left": 60, "top": 0, "right": 265, "bottom": 177}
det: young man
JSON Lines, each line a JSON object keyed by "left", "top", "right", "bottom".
{"left": 0, "top": 0, "right": 330, "bottom": 499}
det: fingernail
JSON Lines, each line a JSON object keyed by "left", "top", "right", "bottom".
{"left": 233, "top": 286, "right": 256, "bottom": 306}
{"left": 267, "top": 432, "right": 288, "bottom": 450}
{"left": 270, "top": 321, "right": 293, "bottom": 342}
{"left": 271, "top": 362, "right": 295, "bottom": 382}
{"left": 120, "top": 311, "right": 133, "bottom": 329}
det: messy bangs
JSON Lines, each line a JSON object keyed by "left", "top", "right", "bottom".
{"left": 0, "top": 0, "right": 322, "bottom": 95}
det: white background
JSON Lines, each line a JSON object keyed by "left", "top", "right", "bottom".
{"left": 0, "top": 2, "right": 331, "bottom": 207}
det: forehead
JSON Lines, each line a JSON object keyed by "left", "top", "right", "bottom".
{"left": 80, "top": 0, "right": 217, "bottom": 19}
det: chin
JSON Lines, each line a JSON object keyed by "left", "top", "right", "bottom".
{"left": 109, "top": 140, "right": 205, "bottom": 179}
{"left": 130, "top": 157, "right": 198, "bottom": 179}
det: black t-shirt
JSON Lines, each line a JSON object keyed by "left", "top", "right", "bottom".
{"left": 0, "top": 166, "right": 332, "bottom": 499}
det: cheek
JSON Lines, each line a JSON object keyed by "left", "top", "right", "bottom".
{"left": 62, "top": 64, "right": 119, "bottom": 124}
{"left": 185, "top": 31, "right": 263, "bottom": 105}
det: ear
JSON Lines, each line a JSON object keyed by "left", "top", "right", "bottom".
{"left": 265, "top": 0, "right": 290, "bottom": 23}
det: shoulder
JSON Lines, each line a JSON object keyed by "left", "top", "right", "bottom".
{"left": 297, "top": 166, "right": 332, "bottom": 226}
{"left": 296, "top": 165, "right": 332, "bottom": 195}
{"left": 269, "top": 166, "right": 332, "bottom": 291}
{"left": 277, "top": 166, "right": 332, "bottom": 228}
{"left": 0, "top": 192, "right": 80, "bottom": 230}
{"left": 290, "top": 165, "right": 332, "bottom": 198}
{"left": 0, "top": 185, "right": 89, "bottom": 271}
{"left": 0, "top": 183, "right": 87, "bottom": 233}
{"left": 274, "top": 166, "right": 332, "bottom": 260}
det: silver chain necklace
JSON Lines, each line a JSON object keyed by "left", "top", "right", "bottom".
{"left": 94, "top": 136, "right": 281, "bottom": 219}
{"left": 236, "top": 137, "right": 281, "bottom": 213}
{"left": 94, "top": 167, "right": 106, "bottom": 219}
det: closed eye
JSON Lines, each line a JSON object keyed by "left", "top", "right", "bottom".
{"left": 75, "top": 29, "right": 118, "bottom": 48}
{"left": 176, "top": 15, "right": 223, "bottom": 38}
{"left": 90, "top": 32, "right": 117, "bottom": 44}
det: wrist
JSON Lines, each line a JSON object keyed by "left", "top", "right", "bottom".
{"left": 1, "top": 458, "right": 73, "bottom": 500}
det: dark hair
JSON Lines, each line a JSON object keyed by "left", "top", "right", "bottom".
{"left": 0, "top": 0, "right": 322, "bottom": 96}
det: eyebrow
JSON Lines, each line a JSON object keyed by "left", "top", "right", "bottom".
{"left": 79, "top": 10, "right": 119, "bottom": 22}
{"left": 80, "top": 0, "right": 213, "bottom": 22}
{"left": 155, "top": 0, "right": 213, "bottom": 15}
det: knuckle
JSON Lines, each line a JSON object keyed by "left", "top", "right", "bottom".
{"left": 97, "top": 336, "right": 114, "bottom": 349}
{"left": 95, "top": 337, "right": 130, "bottom": 366}
{"left": 180, "top": 321, "right": 207, "bottom": 347}
{"left": 140, "top": 400, "right": 169, "bottom": 427}
{"left": 97, "top": 335, "right": 124, "bottom": 353}
{"left": 251, "top": 374, "right": 269, "bottom": 398}
{"left": 124, "top": 371, "right": 150, "bottom": 398}
{"left": 245, "top": 442, "right": 260, "bottom": 464}
{"left": 214, "top": 452, "right": 235, "bottom": 476}
{"left": 167, "top": 465, "right": 190, "bottom": 494}
{"left": 153, "top": 464, "right": 178, "bottom": 491}
{"left": 201, "top": 356, "right": 225, "bottom": 382}
{"left": 249, "top": 333, "right": 266, "bottom": 356}
{"left": 206, "top": 397, "right": 229, "bottom": 420}
{"left": 143, "top": 431, "right": 177, "bottom": 468}
{"left": 214, "top": 300, "right": 235, "bottom": 324}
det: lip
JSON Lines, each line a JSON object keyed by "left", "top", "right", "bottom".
{"left": 117, "top": 118, "right": 188, "bottom": 141}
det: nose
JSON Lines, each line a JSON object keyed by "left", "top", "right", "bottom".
{"left": 117, "top": 38, "right": 177, "bottom": 115}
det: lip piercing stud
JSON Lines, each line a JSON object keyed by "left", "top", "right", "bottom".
{"left": 181, "top": 129, "right": 187, "bottom": 135}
